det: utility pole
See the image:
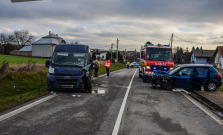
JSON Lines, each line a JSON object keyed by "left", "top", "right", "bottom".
{"left": 170, "top": 33, "right": 173, "bottom": 47}
{"left": 116, "top": 38, "right": 119, "bottom": 65}
{"left": 125, "top": 49, "right": 126, "bottom": 63}
{"left": 111, "top": 43, "right": 113, "bottom": 59}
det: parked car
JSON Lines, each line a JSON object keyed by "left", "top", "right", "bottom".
{"left": 45, "top": 44, "right": 94, "bottom": 93}
{"left": 151, "top": 64, "right": 222, "bottom": 91}
{"left": 130, "top": 62, "right": 139, "bottom": 68}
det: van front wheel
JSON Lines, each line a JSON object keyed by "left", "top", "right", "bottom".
{"left": 84, "top": 77, "right": 92, "bottom": 93}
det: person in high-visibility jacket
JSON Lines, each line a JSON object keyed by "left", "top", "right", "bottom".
{"left": 126, "top": 61, "right": 130, "bottom": 68}
{"left": 105, "top": 57, "right": 110, "bottom": 77}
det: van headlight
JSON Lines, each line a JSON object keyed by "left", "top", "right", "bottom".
{"left": 49, "top": 66, "right": 54, "bottom": 74}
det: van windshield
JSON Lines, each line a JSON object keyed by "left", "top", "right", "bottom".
{"left": 51, "top": 52, "right": 88, "bottom": 67}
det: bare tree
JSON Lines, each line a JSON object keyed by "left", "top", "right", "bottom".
{"left": 0, "top": 34, "right": 8, "bottom": 53}
{"left": 13, "top": 30, "right": 34, "bottom": 46}
{"left": 0, "top": 34, "right": 7, "bottom": 44}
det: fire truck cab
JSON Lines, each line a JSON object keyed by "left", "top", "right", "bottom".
{"left": 139, "top": 43, "right": 174, "bottom": 82}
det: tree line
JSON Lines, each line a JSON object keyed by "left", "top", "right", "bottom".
{"left": 0, "top": 30, "right": 34, "bottom": 54}
{"left": 174, "top": 46, "right": 203, "bottom": 64}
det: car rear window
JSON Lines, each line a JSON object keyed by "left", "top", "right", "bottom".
{"left": 209, "top": 66, "right": 219, "bottom": 74}
{"left": 194, "top": 67, "right": 208, "bottom": 75}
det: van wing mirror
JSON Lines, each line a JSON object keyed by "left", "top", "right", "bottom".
{"left": 45, "top": 60, "right": 50, "bottom": 67}
{"left": 88, "top": 62, "right": 94, "bottom": 65}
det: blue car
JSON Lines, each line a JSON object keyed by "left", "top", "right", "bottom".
{"left": 129, "top": 62, "right": 139, "bottom": 68}
{"left": 152, "top": 64, "right": 222, "bottom": 91}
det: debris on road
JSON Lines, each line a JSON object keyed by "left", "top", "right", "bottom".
{"left": 50, "top": 91, "right": 57, "bottom": 95}
{"left": 93, "top": 88, "right": 108, "bottom": 94}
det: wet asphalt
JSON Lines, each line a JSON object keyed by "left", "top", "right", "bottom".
{"left": 0, "top": 68, "right": 223, "bottom": 135}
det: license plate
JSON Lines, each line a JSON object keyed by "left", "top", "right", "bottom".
{"left": 61, "top": 84, "right": 73, "bottom": 88}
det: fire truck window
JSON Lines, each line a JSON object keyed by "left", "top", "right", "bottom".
{"left": 146, "top": 48, "right": 172, "bottom": 61}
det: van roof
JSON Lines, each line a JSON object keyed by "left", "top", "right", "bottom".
{"left": 54, "top": 44, "right": 89, "bottom": 53}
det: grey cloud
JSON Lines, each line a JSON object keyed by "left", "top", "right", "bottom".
{"left": 1, "top": 0, "right": 223, "bottom": 23}
{"left": 0, "top": 0, "right": 223, "bottom": 51}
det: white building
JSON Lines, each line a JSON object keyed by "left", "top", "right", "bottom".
{"left": 191, "top": 50, "right": 214, "bottom": 64}
{"left": 32, "top": 31, "right": 66, "bottom": 57}
{"left": 92, "top": 49, "right": 107, "bottom": 60}
{"left": 213, "top": 46, "right": 223, "bottom": 69}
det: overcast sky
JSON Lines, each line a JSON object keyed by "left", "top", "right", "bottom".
{"left": 1, "top": 0, "right": 223, "bottom": 51}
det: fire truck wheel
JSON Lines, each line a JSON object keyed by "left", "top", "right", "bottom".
{"left": 143, "top": 75, "right": 147, "bottom": 83}
{"left": 139, "top": 70, "right": 142, "bottom": 78}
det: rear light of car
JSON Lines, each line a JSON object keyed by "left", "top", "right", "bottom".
{"left": 217, "top": 74, "right": 222, "bottom": 79}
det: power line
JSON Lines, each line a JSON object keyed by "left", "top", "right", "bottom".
{"left": 173, "top": 34, "right": 218, "bottom": 45}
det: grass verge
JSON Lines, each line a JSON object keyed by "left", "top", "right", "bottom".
{"left": 0, "top": 68, "right": 49, "bottom": 112}
{"left": 0, "top": 54, "right": 49, "bottom": 65}
{"left": 0, "top": 62, "right": 125, "bottom": 112}
{"left": 92, "top": 63, "right": 126, "bottom": 77}
{"left": 218, "top": 85, "right": 223, "bottom": 92}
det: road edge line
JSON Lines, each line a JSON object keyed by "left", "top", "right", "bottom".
{"left": 182, "top": 92, "right": 223, "bottom": 125}
{"left": 92, "top": 68, "right": 126, "bottom": 80}
{"left": 0, "top": 94, "right": 58, "bottom": 122}
{"left": 112, "top": 69, "right": 137, "bottom": 135}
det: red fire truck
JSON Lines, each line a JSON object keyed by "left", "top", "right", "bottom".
{"left": 139, "top": 43, "right": 174, "bottom": 82}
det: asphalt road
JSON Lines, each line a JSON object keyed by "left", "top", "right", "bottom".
{"left": 0, "top": 68, "right": 223, "bottom": 135}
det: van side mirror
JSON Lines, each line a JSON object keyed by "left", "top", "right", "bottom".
{"left": 88, "top": 62, "right": 94, "bottom": 65}
{"left": 45, "top": 60, "right": 50, "bottom": 67}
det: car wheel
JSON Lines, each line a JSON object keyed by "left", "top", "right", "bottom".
{"left": 84, "top": 77, "right": 92, "bottom": 93}
{"left": 162, "top": 81, "right": 172, "bottom": 91}
{"left": 206, "top": 82, "right": 217, "bottom": 91}
{"left": 151, "top": 80, "right": 157, "bottom": 88}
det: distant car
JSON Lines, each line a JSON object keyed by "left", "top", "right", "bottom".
{"left": 151, "top": 64, "right": 222, "bottom": 91}
{"left": 129, "top": 62, "right": 139, "bottom": 68}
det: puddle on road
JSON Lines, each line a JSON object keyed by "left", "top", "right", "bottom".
{"left": 72, "top": 94, "right": 81, "bottom": 97}
{"left": 102, "top": 81, "right": 109, "bottom": 83}
{"left": 92, "top": 88, "right": 108, "bottom": 94}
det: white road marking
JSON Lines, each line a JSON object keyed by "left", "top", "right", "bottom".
{"left": 182, "top": 92, "right": 223, "bottom": 125}
{"left": 172, "top": 89, "right": 190, "bottom": 94}
{"left": 112, "top": 69, "right": 137, "bottom": 135}
{"left": 0, "top": 94, "right": 58, "bottom": 122}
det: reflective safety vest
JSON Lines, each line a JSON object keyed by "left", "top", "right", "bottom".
{"left": 105, "top": 60, "right": 110, "bottom": 68}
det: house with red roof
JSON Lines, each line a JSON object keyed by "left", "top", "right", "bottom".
{"left": 213, "top": 46, "right": 223, "bottom": 69}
